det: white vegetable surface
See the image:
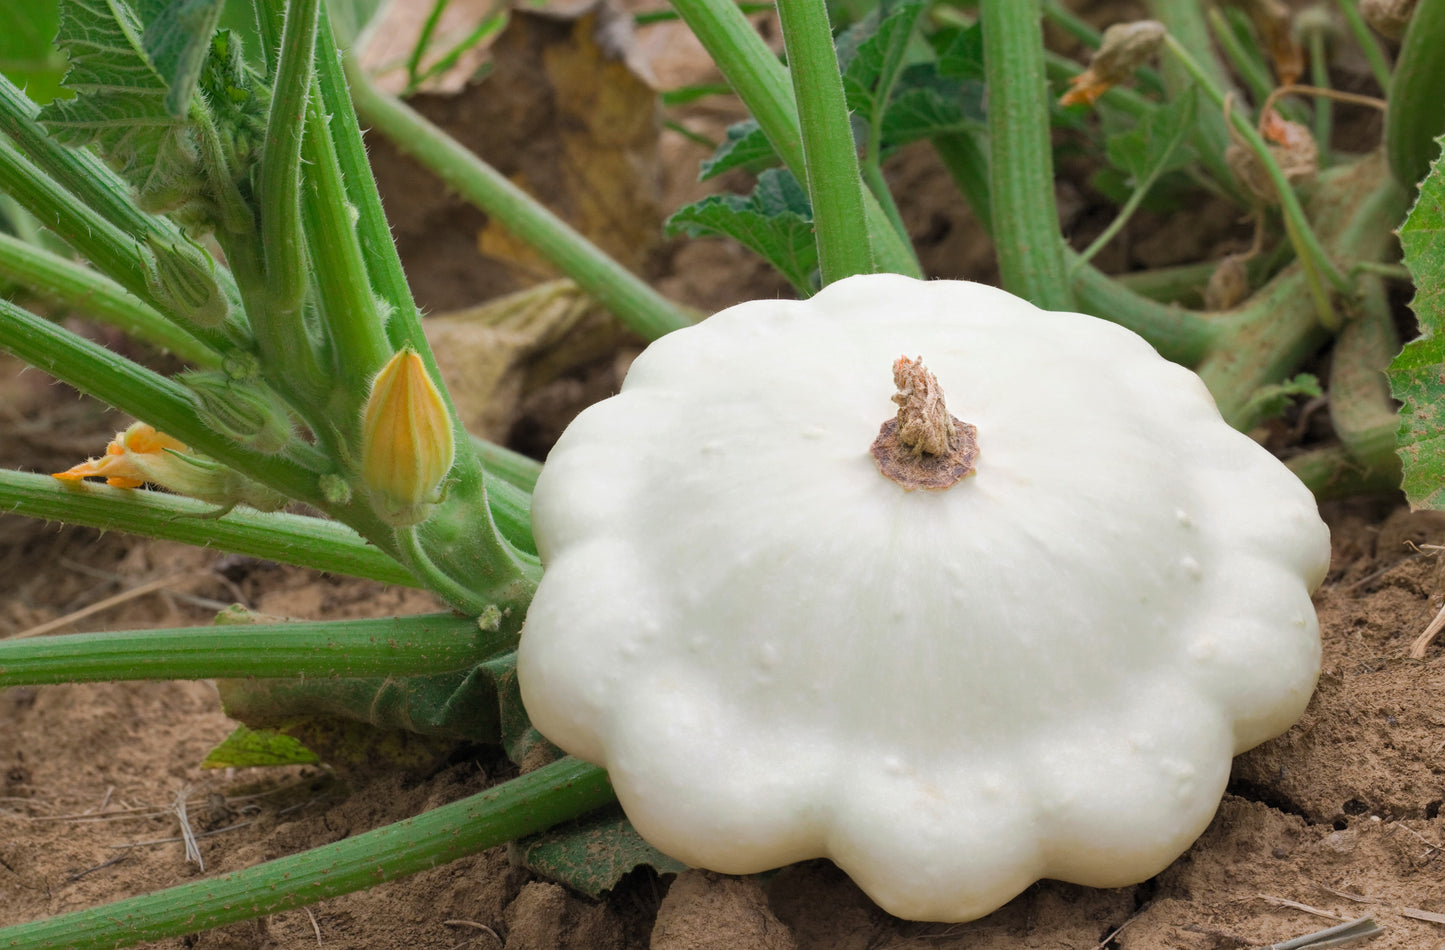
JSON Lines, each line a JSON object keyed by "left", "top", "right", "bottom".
{"left": 517, "top": 273, "right": 1330, "bottom": 922}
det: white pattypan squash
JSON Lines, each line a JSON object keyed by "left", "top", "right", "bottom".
{"left": 517, "top": 273, "right": 1330, "bottom": 922}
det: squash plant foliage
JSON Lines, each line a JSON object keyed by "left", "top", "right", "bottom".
{"left": 0, "top": 0, "right": 1444, "bottom": 944}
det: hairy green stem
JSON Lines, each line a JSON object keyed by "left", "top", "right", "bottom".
{"left": 1195, "top": 157, "right": 1405, "bottom": 425}
{"left": 776, "top": 0, "right": 876, "bottom": 282}
{"left": 1163, "top": 34, "right": 1355, "bottom": 319}
{"left": 311, "top": 14, "right": 495, "bottom": 519}
{"left": 668, "top": 0, "right": 921, "bottom": 278}
{"left": 1067, "top": 254, "right": 1220, "bottom": 365}
{"left": 0, "top": 613, "right": 504, "bottom": 685}
{"left": 471, "top": 435, "right": 541, "bottom": 492}
{"left": 0, "top": 139, "right": 161, "bottom": 316}
{"left": 1305, "top": 24, "right": 1333, "bottom": 167}
{"left": 0, "top": 233, "right": 219, "bottom": 367}
{"left": 1351, "top": 260, "right": 1411, "bottom": 280}
{"left": 302, "top": 87, "right": 393, "bottom": 389}
{"left": 212, "top": 228, "right": 328, "bottom": 411}
{"left": 862, "top": 160, "right": 911, "bottom": 251}
{"left": 1111, "top": 259, "right": 1217, "bottom": 303}
{"left": 345, "top": 58, "right": 696, "bottom": 340}
{"left": 0, "top": 470, "right": 414, "bottom": 585}
{"left": 327, "top": 22, "right": 537, "bottom": 617}
{"left": 1385, "top": 0, "right": 1445, "bottom": 190}
{"left": 0, "top": 759, "right": 614, "bottom": 950}
{"left": 315, "top": 21, "right": 428, "bottom": 354}
{"left": 0, "top": 79, "right": 249, "bottom": 353}
{"left": 396, "top": 523, "right": 529, "bottom": 618}
{"left": 480, "top": 473, "right": 535, "bottom": 556}
{"left": 0, "top": 464, "right": 534, "bottom": 579}
{"left": 981, "top": 0, "right": 1074, "bottom": 310}
{"left": 0, "top": 298, "right": 408, "bottom": 551}
{"left": 260, "top": 0, "right": 320, "bottom": 315}
{"left": 929, "top": 127, "right": 1218, "bottom": 364}
{"left": 1148, "top": 0, "right": 1244, "bottom": 202}
{"left": 1330, "top": 276, "right": 1401, "bottom": 475}
{"left": 1208, "top": 7, "right": 1278, "bottom": 111}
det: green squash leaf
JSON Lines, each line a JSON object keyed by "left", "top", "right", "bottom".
{"left": 838, "top": 0, "right": 928, "bottom": 132}
{"left": 137, "top": 0, "right": 226, "bottom": 116}
{"left": 1104, "top": 88, "right": 1198, "bottom": 184}
{"left": 201, "top": 724, "right": 320, "bottom": 768}
{"left": 213, "top": 651, "right": 554, "bottom": 772}
{"left": 699, "top": 119, "right": 780, "bottom": 180}
{"left": 512, "top": 807, "right": 688, "bottom": 899}
{"left": 1237, "top": 373, "right": 1322, "bottom": 432}
{"left": 0, "top": 0, "right": 67, "bottom": 104}
{"left": 1388, "top": 135, "right": 1445, "bottom": 509}
{"left": 935, "top": 21, "right": 984, "bottom": 80}
{"left": 667, "top": 169, "right": 818, "bottom": 295}
{"left": 40, "top": 0, "right": 199, "bottom": 200}
{"left": 878, "top": 69, "right": 984, "bottom": 151}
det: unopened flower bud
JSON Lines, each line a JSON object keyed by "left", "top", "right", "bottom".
{"left": 360, "top": 347, "right": 455, "bottom": 526}
{"left": 144, "top": 234, "right": 229, "bottom": 328}
{"left": 1061, "top": 20, "right": 1166, "bottom": 107}
{"left": 319, "top": 473, "right": 353, "bottom": 505}
{"left": 223, "top": 350, "right": 262, "bottom": 382}
{"left": 53, "top": 422, "right": 286, "bottom": 512}
{"left": 181, "top": 370, "right": 293, "bottom": 454}
{"left": 1361, "top": 0, "right": 1416, "bottom": 39}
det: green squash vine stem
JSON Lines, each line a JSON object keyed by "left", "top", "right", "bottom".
{"left": 0, "top": 613, "right": 501, "bottom": 685}
{"left": 1385, "top": 0, "right": 1445, "bottom": 190}
{"left": 0, "top": 0, "right": 1430, "bottom": 943}
{"left": 0, "top": 759, "right": 614, "bottom": 950}
{"left": 667, "top": 0, "right": 922, "bottom": 280}
{"left": 343, "top": 56, "right": 698, "bottom": 343}
{"left": 980, "top": 0, "right": 1074, "bottom": 310}
{"left": 0, "top": 230, "right": 219, "bottom": 367}
{"left": 776, "top": 0, "right": 876, "bottom": 283}
{"left": 0, "top": 470, "right": 419, "bottom": 587}
{"left": 1160, "top": 33, "right": 1354, "bottom": 328}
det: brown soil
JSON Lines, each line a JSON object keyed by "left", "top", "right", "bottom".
{"left": 3, "top": 2, "right": 1436, "bottom": 948}
{"left": 7, "top": 502, "right": 1445, "bottom": 949}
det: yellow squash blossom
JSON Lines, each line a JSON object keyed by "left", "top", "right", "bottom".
{"left": 53, "top": 423, "right": 189, "bottom": 489}
{"left": 53, "top": 422, "right": 286, "bottom": 512}
{"left": 360, "top": 347, "right": 455, "bottom": 526}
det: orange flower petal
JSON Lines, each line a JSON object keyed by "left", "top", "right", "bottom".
{"left": 119, "top": 423, "right": 189, "bottom": 455}
{"left": 1060, "top": 71, "right": 1111, "bottom": 108}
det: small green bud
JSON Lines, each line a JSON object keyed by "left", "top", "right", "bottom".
{"left": 319, "top": 473, "right": 353, "bottom": 506}
{"left": 222, "top": 350, "right": 262, "bottom": 382}
{"left": 213, "top": 604, "right": 260, "bottom": 625}
{"left": 144, "top": 234, "right": 229, "bottom": 327}
{"left": 359, "top": 347, "right": 455, "bottom": 526}
{"left": 478, "top": 604, "right": 504, "bottom": 632}
{"left": 144, "top": 447, "right": 288, "bottom": 512}
{"left": 180, "top": 370, "right": 294, "bottom": 455}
